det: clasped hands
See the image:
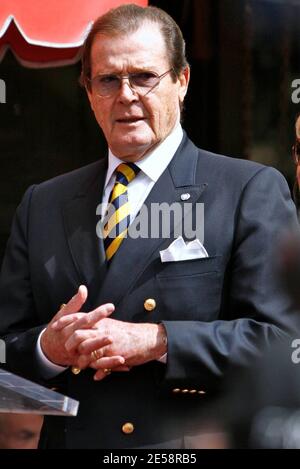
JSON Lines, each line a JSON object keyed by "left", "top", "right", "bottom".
{"left": 40, "top": 285, "right": 167, "bottom": 381}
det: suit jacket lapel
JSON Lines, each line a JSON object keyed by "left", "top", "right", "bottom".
{"left": 96, "top": 135, "right": 208, "bottom": 307}
{"left": 63, "top": 159, "right": 108, "bottom": 305}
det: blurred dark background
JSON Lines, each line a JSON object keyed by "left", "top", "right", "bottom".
{"left": 1, "top": 0, "right": 300, "bottom": 263}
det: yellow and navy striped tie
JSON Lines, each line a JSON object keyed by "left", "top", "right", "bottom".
{"left": 103, "top": 162, "right": 140, "bottom": 261}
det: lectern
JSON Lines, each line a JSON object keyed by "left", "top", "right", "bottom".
{"left": 0, "top": 368, "right": 79, "bottom": 416}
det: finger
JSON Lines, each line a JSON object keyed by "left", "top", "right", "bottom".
{"left": 113, "top": 365, "right": 131, "bottom": 372}
{"left": 51, "top": 312, "right": 86, "bottom": 331}
{"left": 76, "top": 353, "right": 94, "bottom": 370}
{"left": 62, "top": 285, "right": 87, "bottom": 315}
{"left": 65, "top": 331, "right": 112, "bottom": 354}
{"left": 57, "top": 285, "right": 88, "bottom": 320}
{"left": 70, "top": 303, "right": 115, "bottom": 331}
{"left": 72, "top": 349, "right": 118, "bottom": 372}
{"left": 52, "top": 303, "right": 114, "bottom": 338}
{"left": 93, "top": 369, "right": 109, "bottom": 381}
{"left": 92, "top": 365, "right": 130, "bottom": 381}
{"left": 90, "top": 356, "right": 125, "bottom": 369}
{"left": 77, "top": 336, "right": 113, "bottom": 355}
{"left": 76, "top": 353, "right": 125, "bottom": 371}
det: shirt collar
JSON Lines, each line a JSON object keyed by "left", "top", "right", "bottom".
{"left": 105, "top": 123, "right": 183, "bottom": 188}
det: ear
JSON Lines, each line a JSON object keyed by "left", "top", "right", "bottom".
{"left": 297, "top": 164, "right": 300, "bottom": 190}
{"left": 178, "top": 66, "right": 190, "bottom": 104}
{"left": 296, "top": 115, "right": 300, "bottom": 139}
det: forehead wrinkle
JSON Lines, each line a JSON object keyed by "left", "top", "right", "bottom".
{"left": 90, "top": 26, "right": 169, "bottom": 77}
{"left": 91, "top": 49, "right": 167, "bottom": 75}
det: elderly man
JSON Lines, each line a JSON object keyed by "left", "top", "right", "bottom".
{"left": 0, "top": 4, "right": 298, "bottom": 449}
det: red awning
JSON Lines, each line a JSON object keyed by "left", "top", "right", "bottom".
{"left": 0, "top": 0, "right": 148, "bottom": 68}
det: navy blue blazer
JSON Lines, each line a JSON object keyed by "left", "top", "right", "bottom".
{"left": 0, "top": 133, "right": 298, "bottom": 448}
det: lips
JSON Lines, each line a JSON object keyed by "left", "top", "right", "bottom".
{"left": 116, "top": 117, "right": 145, "bottom": 123}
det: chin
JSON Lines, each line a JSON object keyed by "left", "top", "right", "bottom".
{"left": 112, "top": 138, "right": 154, "bottom": 160}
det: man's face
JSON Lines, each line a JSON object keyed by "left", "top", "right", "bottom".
{"left": 87, "top": 23, "right": 189, "bottom": 162}
{"left": 0, "top": 414, "right": 43, "bottom": 449}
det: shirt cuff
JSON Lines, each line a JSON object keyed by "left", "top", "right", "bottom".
{"left": 36, "top": 328, "right": 68, "bottom": 378}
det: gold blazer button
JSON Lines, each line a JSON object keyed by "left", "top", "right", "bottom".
{"left": 144, "top": 298, "right": 156, "bottom": 312}
{"left": 172, "top": 388, "right": 181, "bottom": 394}
{"left": 122, "top": 422, "right": 134, "bottom": 434}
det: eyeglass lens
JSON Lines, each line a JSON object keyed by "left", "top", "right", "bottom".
{"left": 91, "top": 70, "right": 171, "bottom": 97}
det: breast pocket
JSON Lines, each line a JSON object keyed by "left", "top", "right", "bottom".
{"left": 156, "top": 256, "right": 222, "bottom": 321}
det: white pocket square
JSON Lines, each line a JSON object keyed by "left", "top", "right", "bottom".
{"left": 159, "top": 236, "right": 209, "bottom": 263}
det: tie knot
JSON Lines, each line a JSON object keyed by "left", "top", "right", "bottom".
{"left": 115, "top": 163, "right": 140, "bottom": 186}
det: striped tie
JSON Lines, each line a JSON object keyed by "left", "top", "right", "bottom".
{"left": 103, "top": 162, "right": 140, "bottom": 261}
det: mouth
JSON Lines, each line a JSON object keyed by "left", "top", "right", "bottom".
{"left": 116, "top": 117, "right": 145, "bottom": 124}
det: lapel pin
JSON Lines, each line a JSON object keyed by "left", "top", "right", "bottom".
{"left": 181, "top": 193, "right": 191, "bottom": 201}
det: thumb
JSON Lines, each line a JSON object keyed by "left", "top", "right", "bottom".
{"left": 58, "top": 285, "right": 88, "bottom": 318}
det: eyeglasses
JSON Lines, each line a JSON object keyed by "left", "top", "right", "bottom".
{"left": 292, "top": 138, "right": 300, "bottom": 165}
{"left": 88, "top": 69, "right": 173, "bottom": 98}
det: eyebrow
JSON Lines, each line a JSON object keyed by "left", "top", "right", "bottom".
{"left": 95, "top": 67, "right": 158, "bottom": 76}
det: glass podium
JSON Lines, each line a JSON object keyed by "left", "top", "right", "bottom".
{"left": 0, "top": 368, "right": 79, "bottom": 416}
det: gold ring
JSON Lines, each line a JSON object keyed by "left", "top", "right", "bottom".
{"left": 103, "top": 368, "right": 111, "bottom": 374}
{"left": 60, "top": 303, "right": 66, "bottom": 310}
{"left": 71, "top": 366, "right": 81, "bottom": 375}
{"left": 91, "top": 350, "right": 101, "bottom": 361}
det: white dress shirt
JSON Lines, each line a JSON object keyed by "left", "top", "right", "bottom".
{"left": 37, "top": 124, "right": 183, "bottom": 377}
{"left": 102, "top": 123, "right": 183, "bottom": 221}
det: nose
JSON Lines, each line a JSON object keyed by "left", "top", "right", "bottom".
{"left": 117, "top": 78, "right": 138, "bottom": 103}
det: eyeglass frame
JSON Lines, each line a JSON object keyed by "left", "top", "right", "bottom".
{"left": 86, "top": 68, "right": 175, "bottom": 98}
{"left": 292, "top": 137, "right": 300, "bottom": 165}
